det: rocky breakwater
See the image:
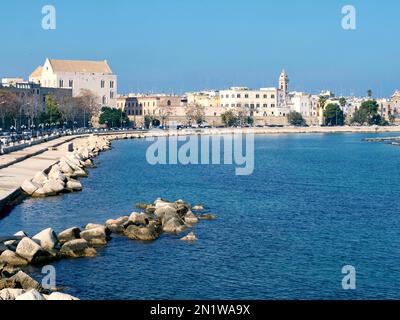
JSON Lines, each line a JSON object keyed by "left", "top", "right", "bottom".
{"left": 0, "top": 198, "right": 215, "bottom": 300}
{"left": 20, "top": 136, "right": 111, "bottom": 198}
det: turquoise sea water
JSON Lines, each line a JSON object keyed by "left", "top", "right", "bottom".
{"left": 1, "top": 133, "right": 400, "bottom": 300}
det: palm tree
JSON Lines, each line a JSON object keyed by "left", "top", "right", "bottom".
{"left": 367, "top": 89, "right": 373, "bottom": 99}
{"left": 318, "top": 96, "right": 328, "bottom": 124}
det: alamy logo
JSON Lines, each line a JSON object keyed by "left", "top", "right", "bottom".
{"left": 146, "top": 127, "right": 255, "bottom": 176}
{"left": 341, "top": 265, "right": 356, "bottom": 290}
{"left": 341, "top": 5, "right": 356, "bottom": 30}
{"left": 42, "top": 5, "right": 56, "bottom": 30}
{"left": 41, "top": 265, "right": 56, "bottom": 290}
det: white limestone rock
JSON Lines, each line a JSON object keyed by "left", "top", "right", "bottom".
{"left": 45, "top": 292, "right": 80, "bottom": 300}
{"left": 32, "top": 228, "right": 59, "bottom": 250}
{"left": 15, "top": 289, "right": 45, "bottom": 301}
{"left": 0, "top": 250, "right": 28, "bottom": 267}
{"left": 15, "top": 237, "right": 49, "bottom": 263}
{"left": 21, "top": 180, "right": 42, "bottom": 195}
{"left": 0, "top": 289, "right": 26, "bottom": 300}
{"left": 58, "top": 227, "right": 81, "bottom": 245}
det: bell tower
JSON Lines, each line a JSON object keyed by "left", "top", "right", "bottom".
{"left": 279, "top": 70, "right": 289, "bottom": 94}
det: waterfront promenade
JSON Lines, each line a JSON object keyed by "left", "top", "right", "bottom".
{"left": 0, "top": 136, "right": 87, "bottom": 212}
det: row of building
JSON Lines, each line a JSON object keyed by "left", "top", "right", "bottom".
{"left": 1, "top": 57, "right": 400, "bottom": 127}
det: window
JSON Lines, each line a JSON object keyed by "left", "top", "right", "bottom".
{"left": 271, "top": 94, "right": 275, "bottom": 99}
{"left": 59, "top": 80, "right": 64, "bottom": 87}
{"left": 245, "top": 94, "right": 249, "bottom": 98}
{"left": 110, "top": 91, "right": 114, "bottom": 99}
{"left": 101, "top": 80, "right": 105, "bottom": 88}
{"left": 110, "top": 81, "right": 114, "bottom": 88}
{"left": 263, "top": 104, "right": 268, "bottom": 108}
{"left": 256, "top": 94, "right": 260, "bottom": 99}
{"left": 263, "top": 95, "right": 268, "bottom": 99}
{"left": 102, "top": 96, "right": 107, "bottom": 105}
{"left": 69, "top": 80, "right": 73, "bottom": 88}
{"left": 237, "top": 94, "right": 241, "bottom": 98}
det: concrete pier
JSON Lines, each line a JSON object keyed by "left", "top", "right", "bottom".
{"left": 0, "top": 136, "right": 86, "bottom": 213}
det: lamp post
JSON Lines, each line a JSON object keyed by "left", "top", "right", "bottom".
{"left": 21, "top": 125, "right": 27, "bottom": 142}
{"left": 30, "top": 124, "right": 35, "bottom": 139}
{"left": 38, "top": 123, "right": 44, "bottom": 138}
{"left": 10, "top": 126, "right": 16, "bottom": 145}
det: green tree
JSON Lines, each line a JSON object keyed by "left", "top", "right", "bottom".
{"left": 144, "top": 115, "right": 153, "bottom": 129}
{"left": 287, "top": 111, "right": 306, "bottom": 126}
{"left": 351, "top": 100, "right": 387, "bottom": 126}
{"left": 323, "top": 104, "right": 345, "bottom": 126}
{"left": 367, "top": 89, "right": 373, "bottom": 99}
{"left": 39, "top": 95, "right": 62, "bottom": 126}
{"left": 221, "top": 110, "right": 238, "bottom": 127}
{"left": 339, "top": 97, "right": 346, "bottom": 109}
{"left": 99, "top": 106, "right": 130, "bottom": 128}
{"left": 245, "top": 116, "right": 254, "bottom": 126}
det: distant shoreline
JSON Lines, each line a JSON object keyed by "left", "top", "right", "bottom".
{"left": 98, "top": 126, "right": 400, "bottom": 139}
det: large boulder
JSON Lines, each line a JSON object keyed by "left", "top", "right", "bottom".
{"left": 45, "top": 292, "right": 80, "bottom": 300}
{"left": 4, "top": 231, "right": 28, "bottom": 250}
{"left": 162, "top": 216, "right": 186, "bottom": 233}
{"left": 59, "top": 160, "right": 75, "bottom": 175}
{"left": 129, "top": 212, "right": 152, "bottom": 225}
{"left": 9, "top": 271, "right": 42, "bottom": 291}
{"left": 15, "top": 289, "right": 45, "bottom": 301}
{"left": 32, "top": 171, "right": 48, "bottom": 185}
{"left": 32, "top": 184, "right": 57, "bottom": 198}
{"left": 65, "top": 179, "right": 83, "bottom": 192}
{"left": 15, "top": 237, "right": 51, "bottom": 264}
{"left": 32, "top": 228, "right": 59, "bottom": 250}
{"left": 58, "top": 227, "right": 81, "bottom": 245}
{"left": 124, "top": 224, "right": 159, "bottom": 241}
{"left": 20, "top": 180, "right": 41, "bottom": 196}
{"left": 105, "top": 216, "right": 129, "bottom": 234}
{"left": 154, "top": 199, "right": 176, "bottom": 209}
{"left": 0, "top": 250, "right": 28, "bottom": 267}
{"left": 44, "top": 179, "right": 65, "bottom": 194}
{"left": 154, "top": 205, "right": 179, "bottom": 221}
{"left": 48, "top": 165, "right": 67, "bottom": 182}
{"left": 0, "top": 289, "right": 25, "bottom": 300}
{"left": 71, "top": 167, "right": 88, "bottom": 178}
{"left": 80, "top": 227, "right": 108, "bottom": 245}
{"left": 60, "top": 239, "right": 97, "bottom": 258}
{"left": 84, "top": 159, "right": 94, "bottom": 167}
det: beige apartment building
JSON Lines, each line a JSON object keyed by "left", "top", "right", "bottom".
{"left": 117, "top": 94, "right": 182, "bottom": 126}
{"left": 218, "top": 71, "right": 291, "bottom": 122}
{"left": 186, "top": 91, "right": 220, "bottom": 108}
{"left": 29, "top": 58, "right": 118, "bottom": 107}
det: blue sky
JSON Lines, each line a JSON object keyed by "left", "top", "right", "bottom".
{"left": 0, "top": 0, "right": 399, "bottom": 97}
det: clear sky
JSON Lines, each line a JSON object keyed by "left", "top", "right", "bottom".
{"left": 0, "top": 0, "right": 399, "bottom": 97}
